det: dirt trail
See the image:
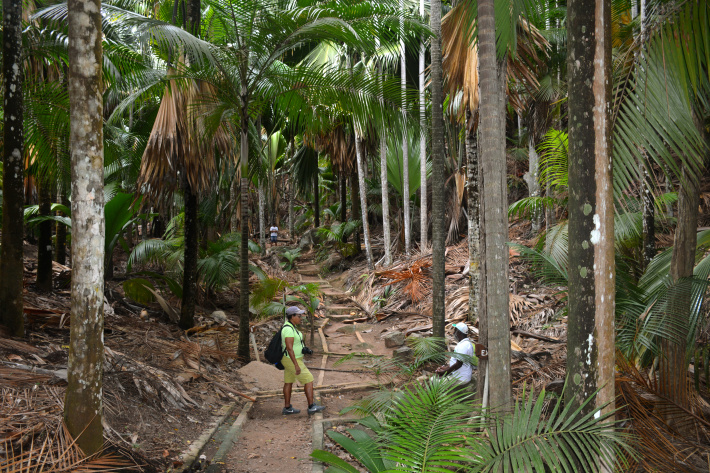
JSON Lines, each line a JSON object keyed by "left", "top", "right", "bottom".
{"left": 220, "top": 257, "right": 395, "bottom": 472}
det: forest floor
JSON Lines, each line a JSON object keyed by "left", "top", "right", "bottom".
{"left": 1, "top": 237, "right": 443, "bottom": 473}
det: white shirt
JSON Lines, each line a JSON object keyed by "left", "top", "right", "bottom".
{"left": 449, "top": 338, "right": 473, "bottom": 384}
{"left": 270, "top": 226, "right": 278, "bottom": 237}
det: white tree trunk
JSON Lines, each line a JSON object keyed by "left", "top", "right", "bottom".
{"left": 524, "top": 140, "right": 542, "bottom": 234}
{"left": 378, "top": 38, "right": 393, "bottom": 267}
{"left": 419, "top": 0, "right": 427, "bottom": 251}
{"left": 381, "top": 128, "right": 392, "bottom": 267}
{"left": 401, "top": 0, "right": 411, "bottom": 255}
{"left": 65, "top": 0, "right": 105, "bottom": 454}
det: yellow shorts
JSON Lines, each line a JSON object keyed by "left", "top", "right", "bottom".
{"left": 282, "top": 356, "right": 314, "bottom": 385}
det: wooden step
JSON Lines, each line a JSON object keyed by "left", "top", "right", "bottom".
{"left": 321, "top": 288, "right": 349, "bottom": 298}
{"left": 325, "top": 305, "right": 353, "bottom": 314}
{"left": 329, "top": 313, "right": 361, "bottom": 322}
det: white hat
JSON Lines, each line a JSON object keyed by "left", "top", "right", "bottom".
{"left": 452, "top": 322, "right": 468, "bottom": 334}
{"left": 285, "top": 306, "right": 306, "bottom": 316}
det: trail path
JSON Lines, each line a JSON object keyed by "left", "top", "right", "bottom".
{"left": 216, "top": 256, "right": 396, "bottom": 473}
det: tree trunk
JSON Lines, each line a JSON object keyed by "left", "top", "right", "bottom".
{"left": 0, "top": 0, "right": 25, "bottom": 337}
{"left": 180, "top": 183, "right": 198, "bottom": 329}
{"left": 642, "top": 156, "right": 655, "bottom": 268}
{"left": 430, "top": 0, "right": 446, "bottom": 341}
{"left": 313, "top": 172, "right": 320, "bottom": 229}
{"left": 378, "top": 47, "right": 392, "bottom": 266}
{"left": 381, "top": 133, "right": 392, "bottom": 266}
{"left": 355, "top": 134, "right": 374, "bottom": 270}
{"left": 524, "top": 138, "right": 542, "bottom": 235}
{"left": 660, "top": 113, "right": 704, "bottom": 422}
{"left": 231, "top": 172, "right": 239, "bottom": 234}
{"left": 56, "top": 186, "right": 68, "bottom": 265}
{"left": 401, "top": 0, "right": 411, "bottom": 256}
{"left": 419, "top": 0, "right": 427, "bottom": 251}
{"left": 259, "top": 180, "right": 266, "bottom": 250}
{"left": 65, "top": 0, "right": 105, "bottom": 453}
{"left": 466, "top": 110, "right": 481, "bottom": 326}
{"left": 350, "top": 173, "right": 361, "bottom": 253}
{"left": 479, "top": 0, "right": 511, "bottom": 410}
{"left": 592, "top": 0, "right": 615, "bottom": 427}
{"left": 565, "top": 0, "right": 602, "bottom": 417}
{"left": 237, "top": 123, "right": 252, "bottom": 362}
{"left": 37, "top": 179, "right": 54, "bottom": 292}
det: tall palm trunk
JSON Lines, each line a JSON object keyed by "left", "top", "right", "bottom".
{"left": 592, "top": 0, "right": 615, "bottom": 424}
{"left": 180, "top": 182, "right": 198, "bottom": 329}
{"left": 56, "top": 184, "right": 68, "bottom": 265}
{"left": 378, "top": 40, "right": 392, "bottom": 266}
{"left": 380, "top": 133, "right": 392, "bottom": 266}
{"left": 231, "top": 173, "right": 239, "bottom": 233}
{"left": 313, "top": 171, "right": 320, "bottom": 228}
{"left": 659, "top": 113, "right": 704, "bottom": 426}
{"left": 64, "top": 0, "right": 105, "bottom": 454}
{"left": 37, "top": 179, "right": 54, "bottom": 292}
{"left": 237, "top": 124, "right": 252, "bottom": 362}
{"left": 565, "top": 0, "right": 614, "bottom": 419}
{"left": 419, "top": 0, "right": 427, "bottom": 250}
{"left": 642, "top": 157, "right": 655, "bottom": 267}
{"left": 259, "top": 180, "right": 266, "bottom": 250}
{"left": 401, "top": 0, "right": 411, "bottom": 255}
{"left": 0, "top": 0, "right": 25, "bottom": 336}
{"left": 340, "top": 171, "right": 347, "bottom": 221}
{"left": 478, "top": 0, "right": 511, "bottom": 409}
{"left": 524, "top": 135, "right": 542, "bottom": 234}
{"left": 430, "top": 0, "right": 445, "bottom": 340}
{"left": 355, "top": 134, "right": 374, "bottom": 270}
{"left": 465, "top": 110, "right": 480, "bottom": 326}
{"left": 350, "top": 173, "right": 361, "bottom": 253}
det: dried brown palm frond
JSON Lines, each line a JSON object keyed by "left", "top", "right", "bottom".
{"left": 616, "top": 353, "right": 710, "bottom": 472}
{"left": 442, "top": 2, "right": 550, "bottom": 124}
{"left": 138, "top": 69, "right": 233, "bottom": 203}
{"left": 378, "top": 260, "right": 432, "bottom": 303}
{"left": 1, "top": 386, "right": 135, "bottom": 472}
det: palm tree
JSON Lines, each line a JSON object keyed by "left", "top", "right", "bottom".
{"left": 430, "top": 0, "right": 445, "bottom": 342}
{"left": 63, "top": 0, "right": 105, "bottom": 455}
{"left": 400, "top": 0, "right": 411, "bottom": 256}
{"left": 478, "top": 0, "right": 511, "bottom": 409}
{"left": 418, "top": 0, "right": 427, "bottom": 251}
{"left": 0, "top": 0, "right": 25, "bottom": 337}
{"left": 178, "top": 0, "right": 424, "bottom": 360}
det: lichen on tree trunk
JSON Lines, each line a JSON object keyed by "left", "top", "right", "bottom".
{"left": 0, "top": 0, "right": 25, "bottom": 337}
{"left": 64, "top": 0, "right": 105, "bottom": 454}
{"left": 465, "top": 110, "right": 480, "bottom": 326}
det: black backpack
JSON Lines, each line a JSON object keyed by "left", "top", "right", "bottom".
{"left": 264, "top": 326, "right": 286, "bottom": 370}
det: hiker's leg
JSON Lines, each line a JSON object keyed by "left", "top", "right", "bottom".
{"left": 304, "top": 381, "right": 314, "bottom": 406}
{"left": 284, "top": 383, "right": 293, "bottom": 407}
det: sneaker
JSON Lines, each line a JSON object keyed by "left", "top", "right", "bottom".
{"left": 307, "top": 404, "right": 326, "bottom": 415}
{"left": 282, "top": 405, "right": 300, "bottom": 415}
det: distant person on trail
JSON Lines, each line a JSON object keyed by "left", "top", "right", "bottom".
{"left": 434, "top": 323, "right": 476, "bottom": 392}
{"left": 269, "top": 223, "right": 279, "bottom": 246}
{"left": 281, "top": 306, "right": 326, "bottom": 415}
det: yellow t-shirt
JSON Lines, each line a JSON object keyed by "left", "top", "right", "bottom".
{"left": 281, "top": 321, "right": 304, "bottom": 358}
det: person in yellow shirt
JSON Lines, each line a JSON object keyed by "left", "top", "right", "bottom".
{"left": 281, "top": 306, "right": 326, "bottom": 415}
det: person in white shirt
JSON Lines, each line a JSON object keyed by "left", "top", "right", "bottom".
{"left": 269, "top": 224, "right": 279, "bottom": 246}
{"left": 435, "top": 322, "right": 475, "bottom": 388}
